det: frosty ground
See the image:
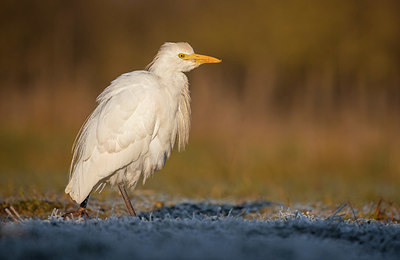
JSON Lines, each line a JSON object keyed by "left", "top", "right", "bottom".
{"left": 1, "top": 200, "right": 400, "bottom": 260}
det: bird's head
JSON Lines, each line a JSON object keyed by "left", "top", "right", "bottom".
{"left": 147, "top": 42, "right": 221, "bottom": 74}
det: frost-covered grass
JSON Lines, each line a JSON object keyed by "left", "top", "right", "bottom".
{"left": 1, "top": 200, "right": 400, "bottom": 260}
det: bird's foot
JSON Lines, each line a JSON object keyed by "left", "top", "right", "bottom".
{"left": 63, "top": 207, "right": 89, "bottom": 220}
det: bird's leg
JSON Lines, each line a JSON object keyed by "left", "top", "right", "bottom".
{"left": 118, "top": 183, "right": 136, "bottom": 216}
{"left": 63, "top": 195, "right": 90, "bottom": 219}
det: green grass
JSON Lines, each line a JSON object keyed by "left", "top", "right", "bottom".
{"left": 1, "top": 129, "right": 399, "bottom": 206}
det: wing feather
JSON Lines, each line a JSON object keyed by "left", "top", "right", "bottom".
{"left": 66, "top": 72, "right": 162, "bottom": 203}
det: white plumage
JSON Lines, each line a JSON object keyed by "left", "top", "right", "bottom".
{"left": 65, "top": 42, "right": 221, "bottom": 204}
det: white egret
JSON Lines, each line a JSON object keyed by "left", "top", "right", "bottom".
{"left": 64, "top": 42, "right": 221, "bottom": 217}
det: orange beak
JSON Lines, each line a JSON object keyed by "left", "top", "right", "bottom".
{"left": 185, "top": 53, "right": 222, "bottom": 64}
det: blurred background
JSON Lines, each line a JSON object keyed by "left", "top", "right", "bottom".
{"left": 1, "top": 0, "right": 399, "bottom": 204}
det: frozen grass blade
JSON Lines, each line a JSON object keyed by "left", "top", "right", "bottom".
{"left": 348, "top": 202, "right": 359, "bottom": 224}
{"left": 10, "top": 206, "right": 23, "bottom": 222}
{"left": 328, "top": 203, "right": 347, "bottom": 221}
{"left": 5, "top": 208, "right": 19, "bottom": 223}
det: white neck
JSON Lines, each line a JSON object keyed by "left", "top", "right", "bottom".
{"left": 150, "top": 69, "right": 191, "bottom": 151}
{"left": 151, "top": 67, "right": 189, "bottom": 95}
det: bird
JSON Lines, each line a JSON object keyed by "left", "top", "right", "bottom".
{"left": 64, "top": 42, "right": 221, "bottom": 218}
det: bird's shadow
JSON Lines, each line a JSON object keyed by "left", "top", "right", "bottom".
{"left": 137, "top": 201, "right": 276, "bottom": 220}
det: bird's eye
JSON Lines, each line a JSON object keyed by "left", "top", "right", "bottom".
{"left": 178, "top": 53, "right": 185, "bottom": 59}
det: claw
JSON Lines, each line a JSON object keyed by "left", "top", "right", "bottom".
{"left": 63, "top": 207, "right": 89, "bottom": 219}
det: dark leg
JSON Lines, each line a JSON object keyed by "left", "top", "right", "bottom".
{"left": 118, "top": 183, "right": 136, "bottom": 216}
{"left": 63, "top": 195, "right": 90, "bottom": 219}
{"left": 80, "top": 196, "right": 89, "bottom": 208}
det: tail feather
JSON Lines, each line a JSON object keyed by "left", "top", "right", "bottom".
{"left": 65, "top": 163, "right": 102, "bottom": 204}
